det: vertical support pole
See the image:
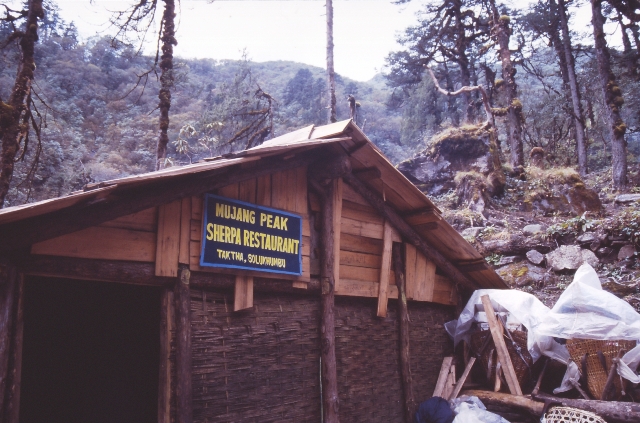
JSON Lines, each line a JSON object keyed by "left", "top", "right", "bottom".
{"left": 376, "top": 222, "right": 394, "bottom": 317}
{"left": 393, "top": 243, "right": 415, "bottom": 423}
{"left": 481, "top": 294, "right": 522, "bottom": 396}
{"left": 320, "top": 179, "right": 340, "bottom": 423}
{"left": 158, "top": 288, "right": 174, "bottom": 423}
{"left": 5, "top": 273, "right": 23, "bottom": 423}
{"left": 233, "top": 275, "right": 253, "bottom": 311}
{"left": 332, "top": 178, "right": 342, "bottom": 294}
{"left": 0, "top": 264, "right": 17, "bottom": 418}
{"left": 176, "top": 266, "right": 192, "bottom": 423}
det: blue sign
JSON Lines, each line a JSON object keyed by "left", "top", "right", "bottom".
{"left": 200, "top": 194, "right": 302, "bottom": 276}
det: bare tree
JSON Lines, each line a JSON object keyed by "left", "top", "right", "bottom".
{"left": 156, "top": 0, "right": 177, "bottom": 170}
{"left": 488, "top": 0, "right": 525, "bottom": 168}
{"left": 591, "top": 0, "right": 628, "bottom": 189}
{"left": 110, "top": 0, "right": 177, "bottom": 170}
{"left": 557, "top": 0, "right": 589, "bottom": 175}
{"left": 0, "top": 0, "right": 44, "bottom": 208}
{"left": 326, "top": 0, "right": 337, "bottom": 123}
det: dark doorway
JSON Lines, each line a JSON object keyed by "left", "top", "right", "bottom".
{"left": 20, "top": 277, "right": 161, "bottom": 423}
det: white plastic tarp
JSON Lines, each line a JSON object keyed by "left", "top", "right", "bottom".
{"left": 536, "top": 264, "right": 640, "bottom": 388}
{"left": 445, "top": 289, "right": 557, "bottom": 362}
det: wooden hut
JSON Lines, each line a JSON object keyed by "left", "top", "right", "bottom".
{"left": 0, "top": 120, "right": 507, "bottom": 423}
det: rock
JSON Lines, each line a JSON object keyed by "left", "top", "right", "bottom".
{"left": 526, "top": 250, "right": 545, "bottom": 265}
{"left": 461, "top": 227, "right": 484, "bottom": 239}
{"left": 597, "top": 247, "right": 614, "bottom": 258}
{"left": 546, "top": 245, "right": 599, "bottom": 272}
{"left": 496, "top": 262, "right": 548, "bottom": 287}
{"left": 590, "top": 241, "right": 601, "bottom": 251}
{"left": 397, "top": 125, "right": 506, "bottom": 200}
{"left": 619, "top": 245, "right": 637, "bottom": 261}
{"left": 523, "top": 224, "right": 545, "bottom": 235}
{"left": 615, "top": 194, "right": 640, "bottom": 204}
{"left": 576, "top": 232, "right": 598, "bottom": 244}
{"left": 602, "top": 279, "right": 639, "bottom": 297}
{"left": 497, "top": 256, "right": 518, "bottom": 266}
{"left": 477, "top": 234, "right": 554, "bottom": 256}
{"left": 521, "top": 168, "right": 602, "bottom": 215}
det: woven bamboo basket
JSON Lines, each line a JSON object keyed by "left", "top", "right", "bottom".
{"left": 469, "top": 329, "right": 533, "bottom": 389}
{"left": 544, "top": 406, "right": 605, "bottom": 423}
{"left": 566, "top": 339, "right": 636, "bottom": 400}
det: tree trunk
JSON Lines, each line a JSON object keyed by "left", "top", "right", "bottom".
{"left": 591, "top": 0, "right": 628, "bottom": 189}
{"left": 156, "top": 0, "right": 177, "bottom": 171}
{"left": 489, "top": 1, "right": 524, "bottom": 168}
{"left": 616, "top": 11, "right": 638, "bottom": 77}
{"left": 393, "top": 244, "right": 415, "bottom": 423}
{"left": 549, "top": 0, "right": 570, "bottom": 88}
{"left": 326, "top": 0, "right": 337, "bottom": 123}
{"left": 558, "top": 0, "right": 589, "bottom": 176}
{"left": 319, "top": 180, "right": 340, "bottom": 423}
{"left": 0, "top": 0, "right": 44, "bottom": 208}
{"left": 452, "top": 3, "right": 473, "bottom": 124}
{"left": 175, "top": 266, "right": 192, "bottom": 423}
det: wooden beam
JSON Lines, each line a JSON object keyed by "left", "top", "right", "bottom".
{"left": 156, "top": 200, "right": 182, "bottom": 277}
{"left": 317, "top": 179, "right": 340, "bottom": 423}
{"left": 308, "top": 154, "right": 351, "bottom": 182}
{"left": 532, "top": 392, "right": 640, "bottom": 423}
{"left": 176, "top": 266, "right": 192, "bottom": 423}
{"left": 158, "top": 288, "right": 174, "bottom": 423}
{"left": 233, "top": 275, "right": 254, "bottom": 311}
{"left": 449, "top": 357, "right": 476, "bottom": 400}
{"left": 342, "top": 173, "right": 478, "bottom": 290}
{"left": 332, "top": 179, "right": 343, "bottom": 293}
{"left": 481, "top": 295, "right": 522, "bottom": 395}
{"left": 4, "top": 273, "right": 23, "bottom": 423}
{"left": 393, "top": 243, "right": 415, "bottom": 423}
{"left": 0, "top": 264, "right": 17, "bottom": 418}
{"left": 0, "top": 152, "right": 320, "bottom": 254}
{"left": 353, "top": 167, "right": 381, "bottom": 181}
{"left": 17, "top": 254, "right": 322, "bottom": 294}
{"left": 18, "top": 255, "right": 172, "bottom": 287}
{"left": 376, "top": 222, "right": 394, "bottom": 317}
{"left": 463, "top": 390, "right": 544, "bottom": 416}
{"left": 433, "top": 357, "right": 453, "bottom": 397}
{"left": 178, "top": 198, "right": 191, "bottom": 265}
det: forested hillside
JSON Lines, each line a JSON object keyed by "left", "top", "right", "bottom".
{"left": 0, "top": 10, "right": 402, "bottom": 207}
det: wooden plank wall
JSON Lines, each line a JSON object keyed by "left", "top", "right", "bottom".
{"left": 188, "top": 166, "right": 311, "bottom": 284}
{"left": 327, "top": 182, "right": 456, "bottom": 307}
{"left": 31, "top": 207, "right": 159, "bottom": 262}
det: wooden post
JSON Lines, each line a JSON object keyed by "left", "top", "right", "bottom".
{"left": 376, "top": 222, "right": 394, "bottom": 317}
{"left": 4, "top": 273, "right": 23, "bottom": 423}
{"left": 433, "top": 357, "right": 454, "bottom": 397}
{"left": 233, "top": 275, "right": 253, "bottom": 311}
{"left": 158, "top": 288, "right": 175, "bottom": 423}
{"left": 481, "top": 295, "right": 522, "bottom": 395}
{"left": 0, "top": 264, "right": 17, "bottom": 417}
{"left": 449, "top": 357, "right": 476, "bottom": 400}
{"left": 342, "top": 173, "right": 478, "bottom": 290}
{"left": 392, "top": 243, "right": 415, "bottom": 423}
{"left": 317, "top": 179, "right": 340, "bottom": 423}
{"left": 176, "top": 266, "right": 192, "bottom": 423}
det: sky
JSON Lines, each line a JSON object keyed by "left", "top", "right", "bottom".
{"left": 50, "top": 0, "right": 598, "bottom": 82}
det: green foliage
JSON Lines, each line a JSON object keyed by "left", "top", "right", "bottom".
{"left": 546, "top": 212, "right": 595, "bottom": 238}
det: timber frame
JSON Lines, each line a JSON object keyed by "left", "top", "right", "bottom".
{"left": 0, "top": 119, "right": 507, "bottom": 423}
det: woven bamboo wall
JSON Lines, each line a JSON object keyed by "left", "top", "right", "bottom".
{"left": 189, "top": 289, "right": 454, "bottom": 423}
{"left": 334, "top": 297, "right": 454, "bottom": 423}
{"left": 190, "top": 289, "right": 322, "bottom": 422}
